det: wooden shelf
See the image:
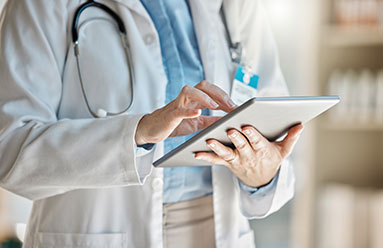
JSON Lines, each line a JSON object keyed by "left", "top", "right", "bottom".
{"left": 324, "top": 25, "right": 383, "bottom": 47}
{"left": 319, "top": 177, "right": 383, "bottom": 189}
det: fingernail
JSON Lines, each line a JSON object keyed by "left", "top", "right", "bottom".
{"left": 195, "top": 156, "right": 202, "bottom": 160}
{"left": 228, "top": 99, "right": 238, "bottom": 108}
{"left": 243, "top": 129, "right": 251, "bottom": 135}
{"left": 208, "top": 142, "right": 216, "bottom": 148}
{"left": 229, "top": 132, "right": 237, "bottom": 138}
{"left": 210, "top": 100, "right": 219, "bottom": 108}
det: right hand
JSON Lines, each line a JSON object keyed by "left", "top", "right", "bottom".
{"left": 135, "top": 80, "right": 237, "bottom": 146}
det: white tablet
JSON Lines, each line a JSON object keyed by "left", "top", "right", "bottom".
{"left": 153, "top": 96, "right": 340, "bottom": 168}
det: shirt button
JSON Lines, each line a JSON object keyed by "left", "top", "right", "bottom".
{"left": 144, "top": 34, "right": 155, "bottom": 45}
{"left": 151, "top": 177, "right": 163, "bottom": 192}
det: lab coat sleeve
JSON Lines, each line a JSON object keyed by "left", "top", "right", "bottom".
{"left": 0, "top": 0, "right": 153, "bottom": 201}
{"left": 222, "top": 0, "right": 294, "bottom": 218}
{"left": 238, "top": 160, "right": 295, "bottom": 219}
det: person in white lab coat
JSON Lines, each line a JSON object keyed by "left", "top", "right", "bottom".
{"left": 0, "top": 0, "right": 303, "bottom": 247}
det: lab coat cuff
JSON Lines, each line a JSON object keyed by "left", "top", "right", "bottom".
{"left": 134, "top": 142, "right": 156, "bottom": 157}
{"left": 121, "top": 114, "right": 153, "bottom": 184}
{"left": 134, "top": 143, "right": 156, "bottom": 182}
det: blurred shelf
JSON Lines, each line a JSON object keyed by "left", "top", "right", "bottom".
{"left": 324, "top": 25, "right": 383, "bottom": 47}
{"left": 319, "top": 179, "right": 383, "bottom": 189}
{"left": 318, "top": 167, "right": 383, "bottom": 187}
{"left": 320, "top": 120, "right": 383, "bottom": 131}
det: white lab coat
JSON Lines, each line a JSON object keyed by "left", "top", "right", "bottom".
{"left": 0, "top": 0, "right": 294, "bottom": 247}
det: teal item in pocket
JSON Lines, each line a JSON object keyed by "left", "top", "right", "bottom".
{"left": 234, "top": 65, "right": 259, "bottom": 89}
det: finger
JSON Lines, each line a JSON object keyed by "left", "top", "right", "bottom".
{"left": 195, "top": 80, "right": 237, "bottom": 112}
{"left": 196, "top": 116, "right": 222, "bottom": 130}
{"left": 194, "top": 152, "right": 229, "bottom": 166}
{"left": 169, "top": 116, "right": 222, "bottom": 137}
{"left": 206, "top": 139, "right": 236, "bottom": 162}
{"left": 227, "top": 129, "right": 253, "bottom": 155}
{"left": 179, "top": 85, "right": 220, "bottom": 110}
{"left": 279, "top": 124, "right": 304, "bottom": 158}
{"left": 241, "top": 126, "right": 268, "bottom": 150}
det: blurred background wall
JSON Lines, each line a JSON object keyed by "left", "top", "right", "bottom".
{"left": 0, "top": 0, "right": 382, "bottom": 247}
{"left": 251, "top": 1, "right": 383, "bottom": 248}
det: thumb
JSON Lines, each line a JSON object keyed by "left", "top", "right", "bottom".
{"left": 175, "top": 108, "right": 202, "bottom": 119}
{"left": 170, "top": 108, "right": 202, "bottom": 121}
{"left": 279, "top": 124, "right": 304, "bottom": 158}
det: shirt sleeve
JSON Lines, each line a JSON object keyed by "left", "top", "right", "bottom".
{"left": 238, "top": 169, "right": 280, "bottom": 196}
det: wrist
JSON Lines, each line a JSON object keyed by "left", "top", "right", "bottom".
{"left": 135, "top": 115, "right": 150, "bottom": 146}
{"left": 240, "top": 167, "right": 280, "bottom": 188}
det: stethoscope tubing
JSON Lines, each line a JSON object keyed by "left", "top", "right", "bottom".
{"left": 72, "top": 0, "right": 135, "bottom": 118}
{"left": 72, "top": 0, "right": 127, "bottom": 43}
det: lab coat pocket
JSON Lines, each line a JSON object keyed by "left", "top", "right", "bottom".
{"left": 35, "top": 232, "right": 127, "bottom": 248}
{"left": 238, "top": 230, "right": 255, "bottom": 248}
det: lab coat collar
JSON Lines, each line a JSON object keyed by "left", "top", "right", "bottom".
{"left": 188, "top": 0, "right": 222, "bottom": 83}
{"left": 109, "top": 0, "right": 148, "bottom": 17}
{"left": 110, "top": 0, "right": 223, "bottom": 83}
{"left": 110, "top": 0, "right": 223, "bottom": 14}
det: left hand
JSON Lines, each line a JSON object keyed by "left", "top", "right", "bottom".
{"left": 194, "top": 124, "right": 304, "bottom": 188}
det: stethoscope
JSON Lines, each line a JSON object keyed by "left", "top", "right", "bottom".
{"left": 72, "top": 0, "right": 135, "bottom": 118}
{"left": 71, "top": 0, "right": 242, "bottom": 118}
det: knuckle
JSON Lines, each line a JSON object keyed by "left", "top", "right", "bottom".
{"left": 250, "top": 139, "right": 262, "bottom": 148}
{"left": 222, "top": 154, "right": 234, "bottom": 161}
{"left": 255, "top": 148, "right": 267, "bottom": 159}
{"left": 250, "top": 135, "right": 264, "bottom": 146}
{"left": 181, "top": 85, "right": 192, "bottom": 94}
{"left": 199, "top": 80, "right": 209, "bottom": 87}
{"left": 237, "top": 143, "right": 247, "bottom": 150}
{"left": 223, "top": 94, "right": 230, "bottom": 102}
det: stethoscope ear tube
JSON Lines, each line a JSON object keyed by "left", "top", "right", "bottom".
{"left": 220, "top": 6, "right": 242, "bottom": 65}
{"left": 71, "top": 0, "right": 127, "bottom": 44}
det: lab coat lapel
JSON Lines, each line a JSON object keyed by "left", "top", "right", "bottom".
{"left": 110, "top": 0, "right": 149, "bottom": 19}
{"left": 188, "top": 0, "right": 221, "bottom": 83}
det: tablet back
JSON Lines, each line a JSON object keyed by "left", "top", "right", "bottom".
{"left": 153, "top": 96, "right": 339, "bottom": 167}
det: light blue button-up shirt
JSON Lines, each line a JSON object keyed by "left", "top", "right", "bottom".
{"left": 140, "top": 0, "right": 278, "bottom": 204}
{"left": 140, "top": 0, "right": 213, "bottom": 204}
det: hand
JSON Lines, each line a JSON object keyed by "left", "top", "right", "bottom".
{"left": 194, "top": 124, "right": 304, "bottom": 188}
{"left": 135, "top": 81, "right": 237, "bottom": 146}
